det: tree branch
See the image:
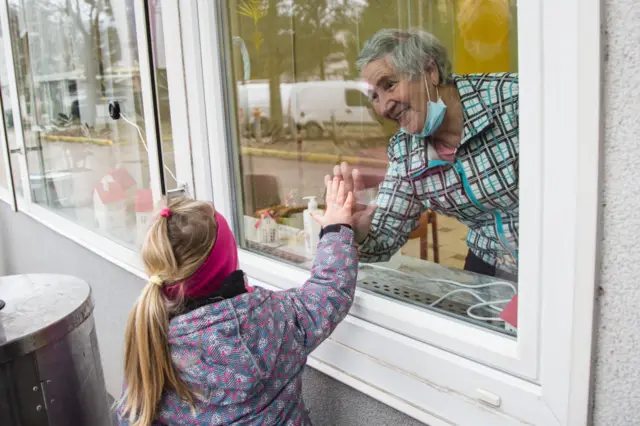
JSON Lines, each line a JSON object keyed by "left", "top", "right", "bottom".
{"left": 93, "top": 0, "right": 104, "bottom": 29}
{"left": 64, "top": 0, "right": 88, "bottom": 36}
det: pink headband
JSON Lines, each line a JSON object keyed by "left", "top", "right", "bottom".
{"left": 163, "top": 211, "right": 239, "bottom": 299}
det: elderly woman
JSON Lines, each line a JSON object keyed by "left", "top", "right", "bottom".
{"left": 333, "top": 28, "right": 519, "bottom": 281}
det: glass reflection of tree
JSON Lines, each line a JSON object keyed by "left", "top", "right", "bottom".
{"left": 289, "top": 1, "right": 347, "bottom": 81}
{"left": 11, "top": 0, "right": 122, "bottom": 128}
{"left": 236, "top": 0, "right": 266, "bottom": 52}
{"left": 233, "top": 0, "right": 350, "bottom": 138}
{"left": 61, "top": 0, "right": 119, "bottom": 127}
{"left": 231, "top": 0, "right": 500, "bottom": 140}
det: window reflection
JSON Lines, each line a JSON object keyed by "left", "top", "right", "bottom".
{"left": 148, "top": 0, "right": 178, "bottom": 191}
{"left": 226, "top": 0, "right": 519, "bottom": 336}
{"left": 0, "top": 25, "right": 19, "bottom": 194}
{"left": 6, "top": 0, "right": 170, "bottom": 248}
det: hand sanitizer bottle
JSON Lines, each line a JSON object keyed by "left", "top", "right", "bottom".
{"left": 303, "top": 196, "right": 322, "bottom": 255}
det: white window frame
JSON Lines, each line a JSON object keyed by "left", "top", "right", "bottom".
{"left": 0, "top": 0, "right": 30, "bottom": 208}
{"left": 0, "top": 16, "right": 14, "bottom": 209}
{"left": 187, "top": 0, "right": 601, "bottom": 424}
{"left": 0, "top": 79, "right": 15, "bottom": 210}
{"left": 0, "top": 0, "right": 196, "bottom": 274}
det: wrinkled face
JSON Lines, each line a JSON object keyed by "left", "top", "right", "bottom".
{"left": 361, "top": 56, "right": 439, "bottom": 134}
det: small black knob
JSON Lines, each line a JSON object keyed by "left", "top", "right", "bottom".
{"left": 108, "top": 100, "right": 121, "bottom": 120}
{"left": 0, "top": 299, "right": 5, "bottom": 311}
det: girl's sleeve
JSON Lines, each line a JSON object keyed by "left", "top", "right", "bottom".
{"left": 281, "top": 225, "right": 358, "bottom": 354}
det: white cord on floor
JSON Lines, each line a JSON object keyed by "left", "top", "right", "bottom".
{"left": 429, "top": 285, "right": 514, "bottom": 322}
{"left": 361, "top": 262, "right": 517, "bottom": 323}
{"left": 120, "top": 113, "right": 178, "bottom": 184}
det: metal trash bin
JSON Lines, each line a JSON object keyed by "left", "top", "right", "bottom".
{"left": 0, "top": 274, "right": 111, "bottom": 426}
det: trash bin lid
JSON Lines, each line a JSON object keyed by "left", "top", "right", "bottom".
{"left": 0, "top": 274, "right": 93, "bottom": 363}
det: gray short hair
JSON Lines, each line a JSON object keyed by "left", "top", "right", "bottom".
{"left": 355, "top": 29, "right": 452, "bottom": 84}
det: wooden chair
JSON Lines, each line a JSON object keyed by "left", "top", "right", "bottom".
{"left": 243, "top": 174, "right": 282, "bottom": 215}
{"left": 408, "top": 210, "right": 440, "bottom": 263}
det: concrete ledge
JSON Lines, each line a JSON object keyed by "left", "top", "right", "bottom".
{"left": 42, "top": 134, "right": 114, "bottom": 146}
{"left": 240, "top": 146, "right": 388, "bottom": 168}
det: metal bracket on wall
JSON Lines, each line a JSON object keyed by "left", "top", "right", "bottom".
{"left": 9, "top": 146, "right": 41, "bottom": 155}
{"left": 166, "top": 182, "right": 191, "bottom": 202}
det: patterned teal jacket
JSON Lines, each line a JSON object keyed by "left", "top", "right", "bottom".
{"left": 359, "top": 73, "right": 519, "bottom": 274}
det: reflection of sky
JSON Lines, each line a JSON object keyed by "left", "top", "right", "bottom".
{"left": 278, "top": 0, "right": 368, "bottom": 22}
{"left": 9, "top": 0, "right": 139, "bottom": 79}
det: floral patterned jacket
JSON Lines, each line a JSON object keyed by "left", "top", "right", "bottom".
{"left": 117, "top": 226, "right": 358, "bottom": 425}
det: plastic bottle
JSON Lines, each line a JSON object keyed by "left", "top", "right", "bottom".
{"left": 303, "top": 196, "right": 322, "bottom": 255}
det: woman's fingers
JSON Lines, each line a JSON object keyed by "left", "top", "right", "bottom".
{"left": 340, "top": 162, "right": 354, "bottom": 193}
{"left": 352, "top": 168, "right": 364, "bottom": 194}
{"left": 333, "top": 164, "right": 342, "bottom": 179}
{"left": 324, "top": 174, "right": 332, "bottom": 188}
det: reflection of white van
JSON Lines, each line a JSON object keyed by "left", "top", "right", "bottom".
{"left": 236, "top": 82, "right": 292, "bottom": 135}
{"left": 236, "top": 80, "right": 377, "bottom": 139}
{"left": 286, "top": 81, "right": 377, "bottom": 139}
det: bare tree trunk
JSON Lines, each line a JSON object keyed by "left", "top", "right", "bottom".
{"left": 313, "top": 5, "right": 326, "bottom": 80}
{"left": 319, "top": 57, "right": 326, "bottom": 80}
{"left": 266, "top": 0, "right": 283, "bottom": 139}
{"left": 83, "top": 32, "right": 98, "bottom": 126}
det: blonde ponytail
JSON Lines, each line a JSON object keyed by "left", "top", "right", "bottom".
{"left": 122, "top": 281, "right": 193, "bottom": 425}
{"left": 120, "top": 198, "right": 218, "bottom": 425}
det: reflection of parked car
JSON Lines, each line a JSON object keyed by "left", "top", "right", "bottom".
{"left": 286, "top": 80, "right": 378, "bottom": 139}
{"left": 236, "top": 82, "right": 292, "bottom": 136}
{"left": 236, "top": 80, "right": 380, "bottom": 140}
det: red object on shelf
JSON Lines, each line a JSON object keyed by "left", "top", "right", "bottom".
{"left": 499, "top": 294, "right": 518, "bottom": 327}
{"left": 254, "top": 211, "right": 276, "bottom": 228}
{"left": 108, "top": 167, "right": 136, "bottom": 191}
{"left": 135, "top": 189, "right": 154, "bottom": 213}
{"left": 94, "top": 179, "right": 127, "bottom": 204}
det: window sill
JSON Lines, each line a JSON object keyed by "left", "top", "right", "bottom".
{"left": 247, "top": 270, "right": 552, "bottom": 426}
{"left": 239, "top": 249, "right": 557, "bottom": 425}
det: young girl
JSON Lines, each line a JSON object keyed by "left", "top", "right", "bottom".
{"left": 118, "top": 178, "right": 357, "bottom": 426}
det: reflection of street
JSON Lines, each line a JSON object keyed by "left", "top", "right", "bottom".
{"left": 9, "top": 128, "right": 177, "bottom": 248}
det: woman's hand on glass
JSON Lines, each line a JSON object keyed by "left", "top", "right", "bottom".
{"left": 312, "top": 177, "right": 355, "bottom": 228}
{"left": 326, "top": 162, "right": 378, "bottom": 243}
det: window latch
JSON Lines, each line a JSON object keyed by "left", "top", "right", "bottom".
{"left": 166, "top": 182, "right": 190, "bottom": 201}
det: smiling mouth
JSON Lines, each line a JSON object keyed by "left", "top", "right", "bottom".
{"left": 393, "top": 107, "right": 409, "bottom": 125}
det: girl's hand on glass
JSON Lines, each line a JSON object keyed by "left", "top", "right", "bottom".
{"left": 312, "top": 177, "right": 354, "bottom": 228}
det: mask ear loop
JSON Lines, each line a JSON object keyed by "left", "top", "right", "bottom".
{"left": 423, "top": 76, "right": 432, "bottom": 103}
{"left": 423, "top": 75, "right": 441, "bottom": 104}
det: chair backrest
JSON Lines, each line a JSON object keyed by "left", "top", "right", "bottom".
{"left": 242, "top": 174, "right": 282, "bottom": 215}
{"left": 409, "top": 211, "right": 429, "bottom": 240}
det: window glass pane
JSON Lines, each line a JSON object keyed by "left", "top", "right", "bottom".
{"left": 0, "top": 25, "right": 19, "bottom": 194}
{"left": 148, "top": 0, "right": 177, "bottom": 191}
{"left": 7, "top": 0, "right": 162, "bottom": 248}
{"left": 225, "top": 0, "right": 519, "bottom": 337}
